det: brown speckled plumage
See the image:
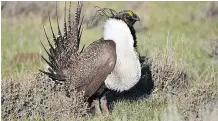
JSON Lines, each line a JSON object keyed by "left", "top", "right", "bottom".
{"left": 65, "top": 39, "right": 116, "bottom": 97}
{"left": 39, "top": 2, "right": 117, "bottom": 98}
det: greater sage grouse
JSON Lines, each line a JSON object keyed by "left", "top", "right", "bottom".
{"left": 39, "top": 1, "right": 141, "bottom": 114}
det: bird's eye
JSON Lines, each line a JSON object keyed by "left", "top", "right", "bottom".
{"left": 133, "top": 14, "right": 137, "bottom": 18}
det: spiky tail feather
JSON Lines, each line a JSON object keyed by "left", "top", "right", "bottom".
{"left": 39, "top": 1, "right": 84, "bottom": 83}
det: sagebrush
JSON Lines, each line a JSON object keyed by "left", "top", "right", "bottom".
{"left": 1, "top": 73, "right": 89, "bottom": 121}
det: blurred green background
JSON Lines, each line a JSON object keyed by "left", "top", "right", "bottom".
{"left": 1, "top": 1, "right": 218, "bottom": 77}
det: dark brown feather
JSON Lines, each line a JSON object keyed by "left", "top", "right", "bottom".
{"left": 40, "top": 2, "right": 117, "bottom": 99}
{"left": 65, "top": 39, "right": 117, "bottom": 97}
{"left": 64, "top": 1, "right": 83, "bottom": 65}
{"left": 40, "top": 2, "right": 83, "bottom": 84}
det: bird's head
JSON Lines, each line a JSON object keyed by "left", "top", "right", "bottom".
{"left": 113, "top": 10, "right": 140, "bottom": 26}
{"left": 88, "top": 8, "right": 140, "bottom": 28}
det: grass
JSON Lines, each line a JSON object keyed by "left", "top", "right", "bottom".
{"left": 1, "top": 1, "right": 218, "bottom": 121}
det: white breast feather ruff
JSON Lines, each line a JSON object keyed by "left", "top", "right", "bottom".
{"left": 103, "top": 18, "right": 141, "bottom": 92}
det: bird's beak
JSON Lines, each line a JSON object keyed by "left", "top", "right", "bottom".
{"left": 133, "top": 15, "right": 140, "bottom": 21}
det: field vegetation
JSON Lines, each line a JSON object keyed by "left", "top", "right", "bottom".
{"left": 1, "top": 1, "right": 218, "bottom": 121}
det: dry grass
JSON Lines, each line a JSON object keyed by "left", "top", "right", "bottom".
{"left": 1, "top": 1, "right": 218, "bottom": 121}
{"left": 149, "top": 48, "right": 218, "bottom": 121}
{"left": 205, "top": 38, "right": 218, "bottom": 60}
{"left": 1, "top": 73, "right": 89, "bottom": 121}
{"left": 176, "top": 74, "right": 218, "bottom": 121}
{"left": 150, "top": 47, "right": 188, "bottom": 95}
{"left": 160, "top": 98, "right": 218, "bottom": 121}
{"left": 160, "top": 80, "right": 218, "bottom": 121}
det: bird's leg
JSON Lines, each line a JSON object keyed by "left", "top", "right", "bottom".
{"left": 91, "top": 99, "right": 102, "bottom": 116}
{"left": 100, "top": 95, "right": 109, "bottom": 115}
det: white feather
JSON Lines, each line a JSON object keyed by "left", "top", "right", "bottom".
{"left": 103, "top": 18, "right": 141, "bottom": 92}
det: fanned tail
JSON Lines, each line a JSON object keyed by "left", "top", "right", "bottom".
{"left": 66, "top": 1, "right": 84, "bottom": 59}
{"left": 39, "top": 1, "right": 84, "bottom": 83}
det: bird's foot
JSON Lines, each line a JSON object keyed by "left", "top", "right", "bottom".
{"left": 100, "top": 95, "right": 109, "bottom": 115}
{"left": 91, "top": 99, "right": 102, "bottom": 116}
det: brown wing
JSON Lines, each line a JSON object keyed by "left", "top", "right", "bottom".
{"left": 66, "top": 39, "right": 116, "bottom": 98}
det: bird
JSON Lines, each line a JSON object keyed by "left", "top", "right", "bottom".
{"left": 39, "top": 1, "right": 141, "bottom": 115}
